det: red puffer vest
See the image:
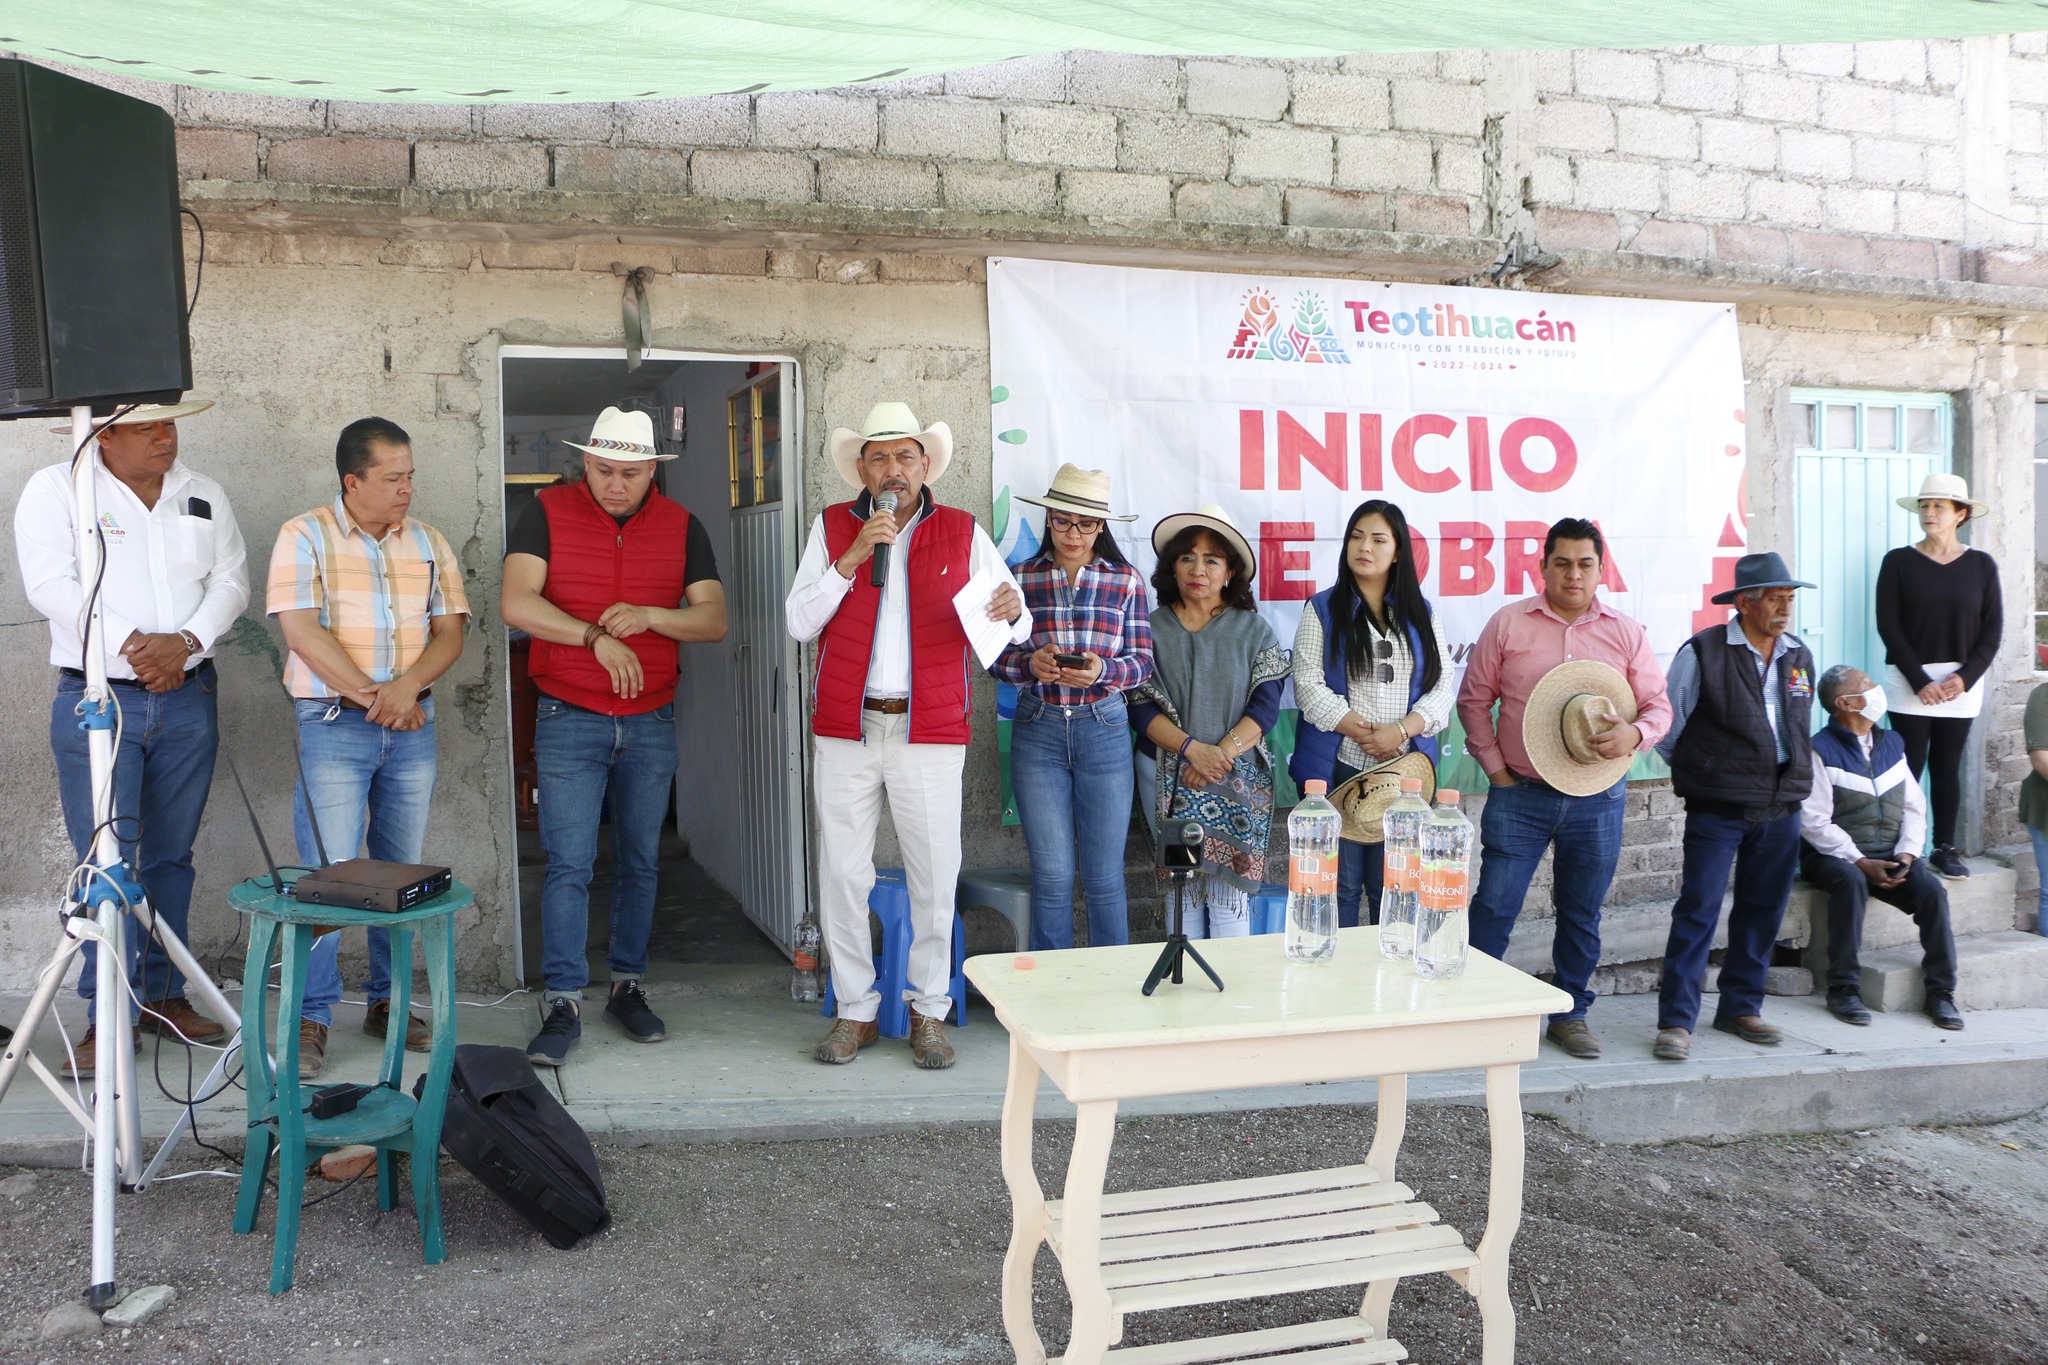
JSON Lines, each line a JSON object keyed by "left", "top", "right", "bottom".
{"left": 813, "top": 493, "right": 976, "bottom": 745}
{"left": 527, "top": 481, "right": 691, "bottom": 716}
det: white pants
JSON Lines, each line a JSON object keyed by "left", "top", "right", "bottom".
{"left": 812, "top": 710, "right": 965, "bottom": 1023}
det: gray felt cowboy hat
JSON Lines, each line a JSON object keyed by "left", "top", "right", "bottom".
{"left": 1017, "top": 464, "right": 1138, "bottom": 522}
{"left": 1710, "top": 551, "right": 1815, "bottom": 605}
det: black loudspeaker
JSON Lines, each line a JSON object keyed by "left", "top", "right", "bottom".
{"left": 0, "top": 58, "right": 190, "bottom": 419}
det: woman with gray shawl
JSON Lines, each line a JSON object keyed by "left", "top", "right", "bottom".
{"left": 1129, "top": 506, "right": 1289, "bottom": 937}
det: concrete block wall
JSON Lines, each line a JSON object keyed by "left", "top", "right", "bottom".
{"left": 32, "top": 39, "right": 2030, "bottom": 284}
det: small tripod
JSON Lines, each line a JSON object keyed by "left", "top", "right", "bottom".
{"left": 1142, "top": 869, "right": 1224, "bottom": 996}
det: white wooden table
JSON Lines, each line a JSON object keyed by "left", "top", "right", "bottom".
{"left": 964, "top": 927, "right": 1573, "bottom": 1365}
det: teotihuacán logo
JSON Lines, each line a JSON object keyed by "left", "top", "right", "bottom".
{"left": 1226, "top": 288, "right": 1351, "bottom": 364}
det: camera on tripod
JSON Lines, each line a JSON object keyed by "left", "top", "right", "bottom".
{"left": 1155, "top": 819, "right": 1204, "bottom": 872}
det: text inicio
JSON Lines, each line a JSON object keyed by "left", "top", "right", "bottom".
{"left": 1237, "top": 409, "right": 1577, "bottom": 495}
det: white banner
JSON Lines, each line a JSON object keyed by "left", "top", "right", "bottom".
{"left": 987, "top": 257, "right": 1749, "bottom": 789}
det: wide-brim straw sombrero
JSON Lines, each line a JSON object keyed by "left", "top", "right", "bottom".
{"left": 1896, "top": 471, "right": 1989, "bottom": 520}
{"left": 1328, "top": 750, "right": 1438, "bottom": 844}
{"left": 828, "top": 401, "right": 953, "bottom": 489}
{"left": 1151, "top": 504, "right": 1257, "bottom": 584}
{"left": 50, "top": 399, "right": 215, "bottom": 433}
{"left": 1016, "top": 462, "right": 1137, "bottom": 521}
{"left": 565, "top": 405, "right": 673, "bottom": 461}
{"left": 1522, "top": 660, "right": 1639, "bottom": 798}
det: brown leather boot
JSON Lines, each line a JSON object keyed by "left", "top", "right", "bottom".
{"left": 812, "top": 1017, "right": 878, "bottom": 1065}
{"left": 908, "top": 1012, "right": 956, "bottom": 1071}
{"left": 298, "top": 1020, "right": 329, "bottom": 1081}
{"left": 61, "top": 1025, "right": 139, "bottom": 1079}
{"left": 140, "top": 996, "right": 227, "bottom": 1043}
{"left": 364, "top": 999, "right": 431, "bottom": 1053}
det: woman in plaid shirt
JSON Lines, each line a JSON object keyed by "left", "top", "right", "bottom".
{"left": 994, "top": 466, "right": 1154, "bottom": 951}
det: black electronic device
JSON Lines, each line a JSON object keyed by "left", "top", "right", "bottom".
{"left": 1054, "top": 651, "right": 1089, "bottom": 670}
{"left": 1143, "top": 819, "right": 1223, "bottom": 995}
{"left": 293, "top": 860, "right": 453, "bottom": 914}
{"left": 308, "top": 1082, "right": 375, "bottom": 1120}
{"left": 0, "top": 59, "right": 192, "bottom": 418}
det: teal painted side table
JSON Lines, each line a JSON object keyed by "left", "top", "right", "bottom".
{"left": 228, "top": 875, "right": 469, "bottom": 1294}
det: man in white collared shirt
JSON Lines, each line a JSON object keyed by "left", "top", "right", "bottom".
{"left": 13, "top": 400, "right": 249, "bottom": 1075}
{"left": 786, "top": 401, "right": 1028, "bottom": 1070}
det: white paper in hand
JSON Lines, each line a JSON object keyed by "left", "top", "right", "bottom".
{"left": 951, "top": 567, "right": 1014, "bottom": 669}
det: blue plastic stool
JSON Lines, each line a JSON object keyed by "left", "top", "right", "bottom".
{"left": 1249, "top": 883, "right": 1289, "bottom": 936}
{"left": 821, "top": 868, "right": 969, "bottom": 1036}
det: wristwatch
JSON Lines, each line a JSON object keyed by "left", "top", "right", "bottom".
{"left": 178, "top": 629, "right": 201, "bottom": 655}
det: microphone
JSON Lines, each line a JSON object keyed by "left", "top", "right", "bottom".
{"left": 870, "top": 491, "right": 899, "bottom": 588}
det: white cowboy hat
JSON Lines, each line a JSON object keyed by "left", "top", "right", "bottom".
{"left": 1897, "top": 472, "right": 1989, "bottom": 520}
{"left": 1522, "top": 660, "right": 1641, "bottom": 798}
{"left": 49, "top": 399, "right": 215, "bottom": 433}
{"left": 1151, "top": 504, "right": 1258, "bottom": 585}
{"left": 828, "top": 401, "right": 953, "bottom": 489}
{"left": 1016, "top": 463, "right": 1138, "bottom": 522}
{"left": 564, "top": 405, "right": 671, "bottom": 461}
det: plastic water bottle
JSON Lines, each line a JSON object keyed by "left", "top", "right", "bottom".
{"left": 1415, "top": 789, "right": 1473, "bottom": 979}
{"left": 1378, "top": 777, "right": 1431, "bottom": 959}
{"left": 1286, "top": 780, "right": 1340, "bottom": 963}
{"left": 790, "top": 913, "right": 823, "bottom": 1002}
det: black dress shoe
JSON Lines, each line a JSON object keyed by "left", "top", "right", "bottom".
{"left": 1926, "top": 994, "right": 1965, "bottom": 1031}
{"left": 1827, "top": 993, "right": 1872, "bottom": 1026}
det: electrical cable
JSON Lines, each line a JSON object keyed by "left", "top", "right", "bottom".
{"left": 178, "top": 207, "right": 203, "bottom": 321}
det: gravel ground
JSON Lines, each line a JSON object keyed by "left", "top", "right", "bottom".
{"left": 2, "top": 1103, "right": 2045, "bottom": 1365}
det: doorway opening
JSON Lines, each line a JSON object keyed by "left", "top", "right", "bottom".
{"left": 498, "top": 347, "right": 807, "bottom": 989}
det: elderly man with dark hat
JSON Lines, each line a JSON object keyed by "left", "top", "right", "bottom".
{"left": 1800, "top": 664, "right": 1962, "bottom": 1031}
{"left": 1652, "top": 551, "right": 1819, "bottom": 1061}
{"left": 14, "top": 400, "right": 249, "bottom": 1075}
{"left": 502, "top": 406, "right": 728, "bottom": 1068}
{"left": 786, "top": 401, "right": 1029, "bottom": 1070}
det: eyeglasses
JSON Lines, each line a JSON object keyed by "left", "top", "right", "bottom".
{"left": 1047, "top": 513, "right": 1104, "bottom": 534}
{"left": 1372, "top": 636, "right": 1395, "bottom": 684}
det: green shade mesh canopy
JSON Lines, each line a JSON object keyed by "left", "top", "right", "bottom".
{"left": 6, "top": 1, "right": 2042, "bottom": 104}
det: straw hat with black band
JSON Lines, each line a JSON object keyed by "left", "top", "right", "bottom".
{"left": 1328, "top": 750, "right": 1437, "bottom": 844}
{"left": 1896, "top": 471, "right": 1989, "bottom": 521}
{"left": 1522, "top": 660, "right": 1641, "bottom": 798}
{"left": 1016, "top": 463, "right": 1138, "bottom": 523}
{"left": 827, "top": 400, "right": 953, "bottom": 489}
{"left": 1151, "top": 504, "right": 1257, "bottom": 583}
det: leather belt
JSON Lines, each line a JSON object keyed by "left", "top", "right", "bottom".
{"left": 337, "top": 687, "right": 431, "bottom": 712}
{"left": 60, "top": 659, "right": 214, "bottom": 686}
{"left": 862, "top": 696, "right": 910, "bottom": 714}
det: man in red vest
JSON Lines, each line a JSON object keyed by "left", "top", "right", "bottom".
{"left": 786, "top": 401, "right": 1028, "bottom": 1069}
{"left": 502, "top": 406, "right": 728, "bottom": 1067}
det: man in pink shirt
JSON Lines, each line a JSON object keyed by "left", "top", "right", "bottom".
{"left": 1456, "top": 518, "right": 1672, "bottom": 1060}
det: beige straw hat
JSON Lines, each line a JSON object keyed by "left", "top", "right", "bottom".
{"left": 1896, "top": 471, "right": 1989, "bottom": 520}
{"left": 1151, "top": 504, "right": 1258, "bottom": 585}
{"left": 1328, "top": 751, "right": 1438, "bottom": 844}
{"left": 828, "top": 401, "right": 954, "bottom": 489}
{"left": 1016, "top": 463, "right": 1137, "bottom": 521}
{"left": 50, "top": 399, "right": 214, "bottom": 434}
{"left": 1522, "top": 660, "right": 1640, "bottom": 798}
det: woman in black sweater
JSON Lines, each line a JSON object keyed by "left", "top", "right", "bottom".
{"left": 1874, "top": 473, "right": 2003, "bottom": 880}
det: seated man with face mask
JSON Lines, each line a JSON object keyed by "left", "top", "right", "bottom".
{"left": 1798, "top": 664, "right": 1962, "bottom": 1031}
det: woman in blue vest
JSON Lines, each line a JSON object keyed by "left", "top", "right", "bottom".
{"left": 1290, "top": 499, "right": 1458, "bottom": 927}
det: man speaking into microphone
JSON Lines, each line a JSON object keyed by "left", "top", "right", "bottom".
{"left": 786, "top": 401, "right": 1029, "bottom": 1070}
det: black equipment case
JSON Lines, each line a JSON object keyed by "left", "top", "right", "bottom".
{"left": 418, "top": 1044, "right": 611, "bottom": 1249}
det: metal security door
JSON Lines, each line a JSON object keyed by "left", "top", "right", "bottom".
{"left": 1792, "top": 390, "right": 1950, "bottom": 682}
{"left": 726, "top": 365, "right": 807, "bottom": 952}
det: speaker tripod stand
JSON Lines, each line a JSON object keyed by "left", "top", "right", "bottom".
{"left": 0, "top": 403, "right": 244, "bottom": 1309}
{"left": 1141, "top": 870, "right": 1225, "bottom": 997}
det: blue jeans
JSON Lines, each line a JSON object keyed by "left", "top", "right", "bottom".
{"left": 1467, "top": 776, "right": 1626, "bottom": 1021}
{"left": 52, "top": 669, "right": 219, "bottom": 1009}
{"left": 535, "top": 696, "right": 679, "bottom": 995}
{"left": 1010, "top": 692, "right": 1132, "bottom": 951}
{"left": 2031, "top": 826, "right": 2048, "bottom": 936}
{"left": 1658, "top": 805, "right": 1800, "bottom": 1031}
{"left": 297, "top": 698, "right": 439, "bottom": 1026}
{"left": 1330, "top": 762, "right": 1383, "bottom": 928}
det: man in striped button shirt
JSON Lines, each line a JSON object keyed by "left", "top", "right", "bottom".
{"left": 267, "top": 417, "right": 469, "bottom": 1078}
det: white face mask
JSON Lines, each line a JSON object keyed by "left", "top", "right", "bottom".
{"left": 1855, "top": 686, "right": 1888, "bottom": 723}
